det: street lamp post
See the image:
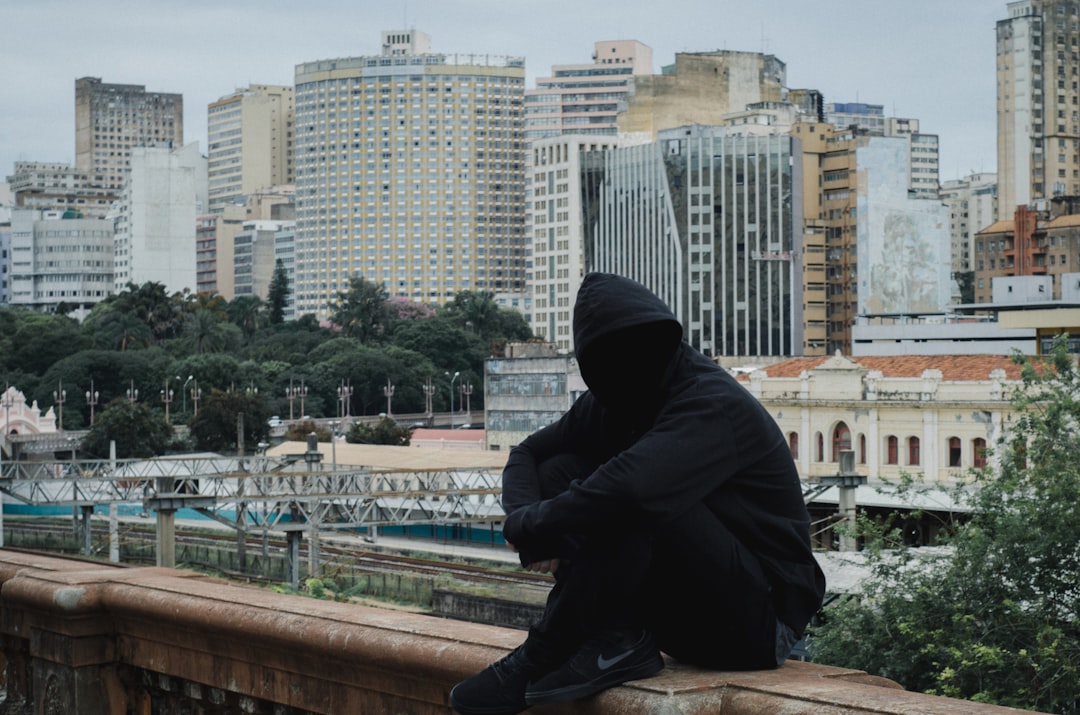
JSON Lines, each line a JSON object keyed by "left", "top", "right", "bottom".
{"left": 85, "top": 380, "right": 99, "bottom": 426}
{"left": 160, "top": 380, "right": 174, "bottom": 424}
{"left": 459, "top": 382, "right": 473, "bottom": 421}
{"left": 383, "top": 379, "right": 395, "bottom": 417}
{"left": 52, "top": 381, "right": 66, "bottom": 432}
{"left": 126, "top": 380, "right": 139, "bottom": 403}
{"left": 337, "top": 381, "right": 353, "bottom": 420}
{"left": 181, "top": 375, "right": 194, "bottom": 419}
{"left": 445, "top": 371, "right": 459, "bottom": 429}
{"left": 423, "top": 378, "right": 436, "bottom": 418}
{"left": 190, "top": 381, "right": 202, "bottom": 417}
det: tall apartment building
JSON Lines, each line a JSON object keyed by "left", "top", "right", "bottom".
{"left": 940, "top": 172, "right": 999, "bottom": 288}
{"left": 529, "top": 135, "right": 620, "bottom": 350}
{"left": 525, "top": 40, "right": 652, "bottom": 141}
{"left": 793, "top": 123, "right": 951, "bottom": 354}
{"left": 112, "top": 144, "right": 206, "bottom": 294}
{"left": 580, "top": 127, "right": 800, "bottom": 358}
{"left": 5, "top": 162, "right": 118, "bottom": 219}
{"left": 274, "top": 224, "right": 296, "bottom": 320}
{"left": 292, "top": 31, "right": 527, "bottom": 318}
{"left": 8, "top": 208, "right": 114, "bottom": 319}
{"left": 824, "top": 102, "right": 940, "bottom": 198}
{"left": 997, "top": 0, "right": 1080, "bottom": 213}
{"left": 75, "top": 77, "right": 183, "bottom": 192}
{"left": 234, "top": 220, "right": 293, "bottom": 300}
{"left": 617, "top": 51, "right": 787, "bottom": 139}
{"left": 207, "top": 85, "right": 294, "bottom": 213}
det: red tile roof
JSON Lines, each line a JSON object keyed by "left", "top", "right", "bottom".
{"left": 743, "top": 355, "right": 1025, "bottom": 381}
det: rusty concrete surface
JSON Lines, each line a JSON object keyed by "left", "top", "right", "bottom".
{"left": 0, "top": 550, "right": 1033, "bottom": 714}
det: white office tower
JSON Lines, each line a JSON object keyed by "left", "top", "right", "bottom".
{"left": 113, "top": 143, "right": 207, "bottom": 294}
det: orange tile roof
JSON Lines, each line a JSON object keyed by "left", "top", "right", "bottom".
{"left": 1047, "top": 214, "right": 1080, "bottom": 229}
{"left": 742, "top": 355, "right": 1025, "bottom": 381}
{"left": 975, "top": 220, "right": 1015, "bottom": 235}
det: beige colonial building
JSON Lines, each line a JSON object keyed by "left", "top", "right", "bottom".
{"left": 741, "top": 354, "right": 1024, "bottom": 484}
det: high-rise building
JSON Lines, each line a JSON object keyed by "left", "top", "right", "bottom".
{"left": 941, "top": 172, "right": 999, "bottom": 285}
{"left": 997, "top": 1, "right": 1080, "bottom": 212}
{"left": 112, "top": 144, "right": 206, "bottom": 294}
{"left": 794, "top": 123, "right": 952, "bottom": 353}
{"left": 525, "top": 40, "right": 652, "bottom": 141}
{"left": 8, "top": 208, "right": 114, "bottom": 319}
{"left": 617, "top": 51, "right": 787, "bottom": 139}
{"left": 207, "top": 85, "right": 294, "bottom": 213}
{"left": 75, "top": 77, "right": 183, "bottom": 192}
{"left": 824, "top": 102, "right": 940, "bottom": 198}
{"left": 528, "top": 135, "right": 621, "bottom": 350}
{"left": 5, "top": 162, "right": 118, "bottom": 219}
{"left": 580, "top": 127, "right": 800, "bottom": 358}
{"left": 292, "top": 31, "right": 526, "bottom": 319}
{"left": 234, "top": 220, "right": 293, "bottom": 300}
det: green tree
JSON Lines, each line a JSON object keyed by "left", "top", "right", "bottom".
{"left": 329, "top": 276, "right": 393, "bottom": 343}
{"left": 267, "top": 259, "right": 290, "bottom": 325}
{"left": 227, "top": 295, "right": 266, "bottom": 340}
{"left": 87, "top": 307, "right": 154, "bottom": 351}
{"left": 809, "top": 337, "right": 1080, "bottom": 713}
{"left": 188, "top": 388, "right": 270, "bottom": 453}
{"left": 80, "top": 397, "right": 173, "bottom": 458}
{"left": 4, "top": 310, "right": 87, "bottom": 374}
{"left": 181, "top": 308, "right": 233, "bottom": 355}
{"left": 345, "top": 417, "right": 412, "bottom": 446}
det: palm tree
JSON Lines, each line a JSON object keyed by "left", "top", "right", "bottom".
{"left": 182, "top": 309, "right": 229, "bottom": 354}
{"left": 96, "top": 310, "right": 153, "bottom": 352}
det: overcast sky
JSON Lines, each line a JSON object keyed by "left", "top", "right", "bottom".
{"left": 2, "top": 0, "right": 1004, "bottom": 183}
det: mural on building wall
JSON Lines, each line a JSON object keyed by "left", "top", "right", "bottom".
{"left": 857, "top": 138, "right": 951, "bottom": 316}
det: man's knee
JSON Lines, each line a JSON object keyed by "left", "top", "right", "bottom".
{"left": 536, "top": 452, "right": 602, "bottom": 500}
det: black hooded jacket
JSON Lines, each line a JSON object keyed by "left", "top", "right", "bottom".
{"left": 501, "top": 273, "right": 825, "bottom": 635}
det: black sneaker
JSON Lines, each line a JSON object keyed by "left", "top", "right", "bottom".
{"left": 524, "top": 629, "right": 664, "bottom": 705}
{"left": 450, "top": 643, "right": 545, "bottom": 715}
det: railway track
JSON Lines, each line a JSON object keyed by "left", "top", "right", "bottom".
{"left": 2, "top": 517, "right": 552, "bottom": 593}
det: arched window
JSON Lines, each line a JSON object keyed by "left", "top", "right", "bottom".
{"left": 858, "top": 434, "right": 867, "bottom": 464}
{"left": 973, "top": 438, "right": 987, "bottom": 468}
{"left": 815, "top": 432, "right": 824, "bottom": 462}
{"left": 948, "top": 437, "right": 962, "bottom": 467}
{"left": 788, "top": 432, "right": 799, "bottom": 460}
{"left": 886, "top": 435, "right": 898, "bottom": 465}
{"left": 831, "top": 422, "right": 851, "bottom": 462}
{"left": 908, "top": 436, "right": 921, "bottom": 466}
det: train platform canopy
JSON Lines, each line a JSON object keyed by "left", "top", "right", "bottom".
{"left": 265, "top": 440, "right": 509, "bottom": 471}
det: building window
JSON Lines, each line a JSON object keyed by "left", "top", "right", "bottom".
{"left": 788, "top": 432, "right": 799, "bottom": 460}
{"left": 886, "top": 435, "right": 898, "bottom": 465}
{"left": 859, "top": 434, "right": 867, "bottom": 464}
{"left": 908, "top": 436, "right": 921, "bottom": 466}
{"left": 815, "top": 432, "right": 824, "bottom": 462}
{"left": 948, "top": 437, "right": 962, "bottom": 467}
{"left": 832, "top": 422, "right": 851, "bottom": 462}
{"left": 973, "top": 438, "right": 987, "bottom": 468}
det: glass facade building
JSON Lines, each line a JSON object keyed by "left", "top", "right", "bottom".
{"left": 581, "top": 127, "right": 801, "bottom": 357}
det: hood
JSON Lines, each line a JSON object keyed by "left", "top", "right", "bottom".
{"left": 572, "top": 273, "right": 684, "bottom": 411}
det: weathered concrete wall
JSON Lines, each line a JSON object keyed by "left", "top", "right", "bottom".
{"left": 0, "top": 551, "right": 1032, "bottom": 714}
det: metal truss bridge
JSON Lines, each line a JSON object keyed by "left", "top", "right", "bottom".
{"left": 0, "top": 449, "right": 504, "bottom": 576}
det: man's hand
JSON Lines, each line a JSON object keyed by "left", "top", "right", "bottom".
{"left": 506, "top": 539, "right": 560, "bottom": 574}
{"left": 524, "top": 558, "right": 560, "bottom": 574}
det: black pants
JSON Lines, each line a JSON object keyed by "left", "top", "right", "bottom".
{"left": 520, "top": 453, "right": 779, "bottom": 671}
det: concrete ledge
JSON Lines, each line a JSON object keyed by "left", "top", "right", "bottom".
{"left": 0, "top": 550, "right": 1031, "bottom": 714}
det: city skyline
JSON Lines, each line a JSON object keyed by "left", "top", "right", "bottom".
{"left": 3, "top": 0, "right": 1000, "bottom": 183}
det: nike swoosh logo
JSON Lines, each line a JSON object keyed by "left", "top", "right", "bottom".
{"left": 596, "top": 650, "right": 634, "bottom": 670}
